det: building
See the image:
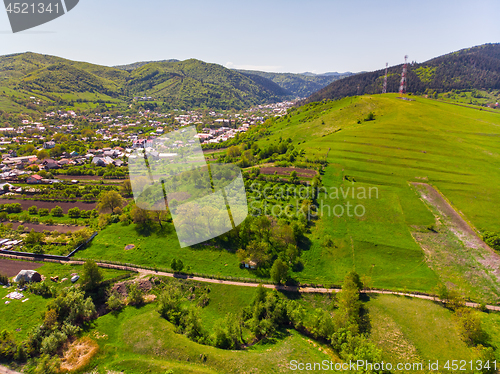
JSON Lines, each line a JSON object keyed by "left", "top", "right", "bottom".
{"left": 14, "top": 270, "right": 42, "bottom": 283}
{"left": 26, "top": 174, "right": 43, "bottom": 184}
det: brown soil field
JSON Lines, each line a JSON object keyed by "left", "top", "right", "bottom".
{"left": 0, "top": 199, "right": 96, "bottom": 213}
{"left": 2, "top": 222, "right": 85, "bottom": 233}
{"left": 0, "top": 258, "right": 43, "bottom": 277}
{"left": 56, "top": 175, "right": 125, "bottom": 183}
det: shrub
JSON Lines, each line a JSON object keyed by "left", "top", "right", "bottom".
{"left": 127, "top": 283, "right": 144, "bottom": 306}
{"left": 50, "top": 206, "right": 63, "bottom": 217}
{"left": 39, "top": 208, "right": 49, "bottom": 217}
{"left": 68, "top": 207, "right": 81, "bottom": 219}
{"left": 28, "top": 206, "right": 38, "bottom": 215}
{"left": 106, "top": 293, "right": 124, "bottom": 311}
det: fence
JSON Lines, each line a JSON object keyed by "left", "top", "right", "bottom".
{"left": 0, "top": 231, "right": 98, "bottom": 261}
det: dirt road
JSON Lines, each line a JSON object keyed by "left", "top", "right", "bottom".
{"left": 412, "top": 182, "right": 500, "bottom": 282}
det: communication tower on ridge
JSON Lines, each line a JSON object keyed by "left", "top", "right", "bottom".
{"left": 399, "top": 55, "right": 408, "bottom": 97}
{"left": 382, "top": 62, "right": 388, "bottom": 94}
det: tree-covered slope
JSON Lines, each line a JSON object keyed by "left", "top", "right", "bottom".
{"left": 0, "top": 53, "right": 291, "bottom": 110}
{"left": 237, "top": 69, "right": 354, "bottom": 97}
{"left": 304, "top": 43, "right": 500, "bottom": 103}
{"left": 125, "top": 59, "right": 290, "bottom": 109}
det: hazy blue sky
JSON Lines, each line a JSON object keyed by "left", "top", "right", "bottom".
{"left": 1, "top": 0, "right": 499, "bottom": 73}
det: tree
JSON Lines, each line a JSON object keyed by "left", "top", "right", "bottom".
{"left": 171, "top": 258, "right": 184, "bottom": 272}
{"left": 81, "top": 260, "right": 102, "bottom": 292}
{"left": 127, "top": 283, "right": 144, "bottom": 306}
{"left": 50, "top": 206, "right": 63, "bottom": 217}
{"left": 68, "top": 207, "right": 81, "bottom": 219}
{"left": 39, "top": 208, "right": 49, "bottom": 217}
{"left": 37, "top": 149, "right": 49, "bottom": 160}
{"left": 290, "top": 170, "right": 298, "bottom": 183}
{"left": 97, "top": 190, "right": 125, "bottom": 214}
{"left": 119, "top": 180, "right": 133, "bottom": 197}
{"left": 455, "top": 307, "right": 486, "bottom": 346}
{"left": 25, "top": 229, "right": 44, "bottom": 247}
{"left": 106, "top": 293, "right": 124, "bottom": 312}
{"left": 270, "top": 258, "right": 289, "bottom": 284}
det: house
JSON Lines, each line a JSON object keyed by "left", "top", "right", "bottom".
{"left": 43, "top": 141, "right": 56, "bottom": 149}
{"left": 14, "top": 270, "right": 42, "bottom": 283}
{"left": 242, "top": 261, "right": 257, "bottom": 269}
{"left": 42, "top": 159, "right": 60, "bottom": 170}
{"left": 26, "top": 174, "right": 43, "bottom": 184}
{"left": 92, "top": 156, "right": 114, "bottom": 167}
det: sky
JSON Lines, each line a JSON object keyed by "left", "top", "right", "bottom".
{"left": 0, "top": 0, "right": 499, "bottom": 74}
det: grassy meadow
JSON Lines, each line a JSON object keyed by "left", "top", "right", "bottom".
{"left": 77, "top": 94, "right": 500, "bottom": 301}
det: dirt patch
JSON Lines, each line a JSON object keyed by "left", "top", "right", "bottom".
{"left": 124, "top": 244, "right": 135, "bottom": 251}
{"left": 412, "top": 182, "right": 500, "bottom": 299}
{"left": 0, "top": 199, "right": 96, "bottom": 213}
{"left": 111, "top": 278, "right": 152, "bottom": 297}
{"left": 0, "top": 258, "right": 43, "bottom": 277}
{"left": 258, "top": 166, "right": 317, "bottom": 178}
{"left": 60, "top": 337, "right": 98, "bottom": 372}
{"left": 2, "top": 222, "right": 85, "bottom": 233}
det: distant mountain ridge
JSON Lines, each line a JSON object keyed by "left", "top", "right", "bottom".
{"left": 114, "top": 59, "right": 180, "bottom": 72}
{"left": 236, "top": 69, "right": 354, "bottom": 97}
{"left": 115, "top": 60, "right": 355, "bottom": 98}
{"left": 304, "top": 43, "right": 500, "bottom": 103}
{"left": 0, "top": 53, "right": 292, "bottom": 110}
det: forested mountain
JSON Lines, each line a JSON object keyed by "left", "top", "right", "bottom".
{"left": 114, "top": 59, "right": 180, "bottom": 72}
{"left": 125, "top": 59, "right": 290, "bottom": 109}
{"left": 237, "top": 69, "right": 354, "bottom": 97}
{"left": 0, "top": 53, "right": 291, "bottom": 110}
{"left": 304, "top": 43, "right": 500, "bottom": 103}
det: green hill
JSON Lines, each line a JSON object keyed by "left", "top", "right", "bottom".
{"left": 125, "top": 59, "right": 290, "bottom": 109}
{"left": 0, "top": 53, "right": 291, "bottom": 112}
{"left": 253, "top": 94, "right": 500, "bottom": 301}
{"left": 237, "top": 69, "right": 354, "bottom": 97}
{"left": 114, "top": 59, "right": 180, "bottom": 71}
{"left": 305, "top": 43, "right": 500, "bottom": 103}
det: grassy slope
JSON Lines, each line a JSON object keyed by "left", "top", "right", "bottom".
{"left": 80, "top": 94, "right": 500, "bottom": 296}
{"left": 263, "top": 94, "right": 500, "bottom": 293}
{"left": 88, "top": 287, "right": 335, "bottom": 374}
{"left": 0, "top": 261, "right": 129, "bottom": 341}
{"left": 368, "top": 294, "right": 500, "bottom": 368}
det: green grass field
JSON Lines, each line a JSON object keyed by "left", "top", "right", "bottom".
{"left": 77, "top": 223, "right": 263, "bottom": 280}
{"left": 78, "top": 94, "right": 500, "bottom": 300}
{"left": 0, "top": 261, "right": 129, "bottom": 341}
{"left": 86, "top": 283, "right": 336, "bottom": 374}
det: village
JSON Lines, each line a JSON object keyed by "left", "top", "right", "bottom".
{"left": 0, "top": 100, "right": 297, "bottom": 188}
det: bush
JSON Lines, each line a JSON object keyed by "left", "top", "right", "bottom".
{"left": 39, "top": 208, "right": 49, "bottom": 217}
{"left": 50, "top": 206, "right": 63, "bottom": 217}
{"left": 68, "top": 207, "right": 81, "bottom": 219}
{"left": 364, "top": 112, "right": 375, "bottom": 121}
{"left": 127, "top": 283, "right": 144, "bottom": 306}
{"left": 171, "top": 258, "right": 184, "bottom": 272}
{"left": 106, "top": 293, "right": 125, "bottom": 311}
{"left": 28, "top": 206, "right": 38, "bottom": 215}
